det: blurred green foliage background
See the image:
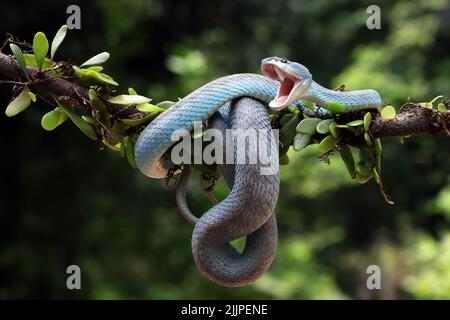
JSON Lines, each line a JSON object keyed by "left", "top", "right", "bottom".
{"left": 0, "top": 0, "right": 449, "bottom": 299}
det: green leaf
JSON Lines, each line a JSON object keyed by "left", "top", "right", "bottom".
{"left": 419, "top": 102, "right": 433, "bottom": 108}
{"left": 372, "top": 167, "right": 380, "bottom": 184}
{"left": 73, "top": 66, "right": 119, "bottom": 86}
{"left": 23, "top": 54, "right": 53, "bottom": 68}
{"left": 108, "top": 94, "right": 151, "bottom": 105}
{"left": 88, "top": 89, "right": 107, "bottom": 112}
{"left": 87, "top": 66, "right": 104, "bottom": 72}
{"left": 28, "top": 91, "right": 37, "bottom": 102}
{"left": 380, "top": 105, "right": 396, "bottom": 120}
{"left": 329, "top": 121, "right": 340, "bottom": 138}
{"left": 316, "top": 119, "right": 333, "bottom": 134}
{"left": 355, "top": 172, "right": 373, "bottom": 184}
{"left": 5, "top": 86, "right": 32, "bottom": 117}
{"left": 325, "top": 101, "right": 346, "bottom": 113}
{"left": 355, "top": 161, "right": 373, "bottom": 184}
{"left": 364, "top": 132, "right": 372, "bottom": 147}
{"left": 120, "top": 139, "right": 127, "bottom": 158}
{"left": 286, "top": 106, "right": 299, "bottom": 114}
{"left": 318, "top": 135, "right": 338, "bottom": 153}
{"left": 346, "top": 119, "right": 364, "bottom": 127}
{"left": 279, "top": 144, "right": 290, "bottom": 156}
{"left": 358, "top": 146, "right": 372, "bottom": 163}
{"left": 437, "top": 103, "right": 447, "bottom": 113}
{"left": 280, "top": 114, "right": 300, "bottom": 146}
{"left": 303, "top": 100, "right": 315, "bottom": 111}
{"left": 102, "top": 139, "right": 121, "bottom": 152}
{"left": 54, "top": 97, "right": 98, "bottom": 140}
{"left": 119, "top": 114, "right": 156, "bottom": 127}
{"left": 41, "top": 107, "right": 68, "bottom": 131}
{"left": 354, "top": 126, "right": 365, "bottom": 136}
{"left": 80, "top": 52, "right": 110, "bottom": 67}
{"left": 293, "top": 133, "right": 311, "bottom": 151}
{"left": 73, "top": 65, "right": 85, "bottom": 78}
{"left": 279, "top": 153, "right": 289, "bottom": 165}
{"left": 10, "top": 44, "right": 28, "bottom": 77}
{"left": 156, "top": 101, "right": 176, "bottom": 109}
{"left": 108, "top": 122, "right": 128, "bottom": 145}
{"left": 85, "top": 70, "right": 118, "bottom": 86}
{"left": 136, "top": 103, "right": 164, "bottom": 113}
{"left": 50, "top": 25, "right": 68, "bottom": 60}
{"left": 339, "top": 145, "right": 355, "bottom": 178}
{"left": 99, "top": 72, "right": 113, "bottom": 80}
{"left": 374, "top": 139, "right": 382, "bottom": 174}
{"left": 279, "top": 114, "right": 294, "bottom": 126}
{"left": 296, "top": 118, "right": 321, "bottom": 134}
{"left": 125, "top": 137, "right": 138, "bottom": 168}
{"left": 128, "top": 87, "right": 138, "bottom": 95}
{"left": 375, "top": 153, "right": 382, "bottom": 174}
{"left": 356, "top": 161, "right": 371, "bottom": 177}
{"left": 374, "top": 138, "right": 382, "bottom": 156}
{"left": 33, "top": 32, "right": 49, "bottom": 71}
{"left": 364, "top": 112, "right": 372, "bottom": 131}
{"left": 81, "top": 115, "right": 96, "bottom": 125}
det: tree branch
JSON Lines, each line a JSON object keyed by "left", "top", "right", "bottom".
{"left": 0, "top": 51, "right": 145, "bottom": 119}
{"left": 0, "top": 52, "right": 89, "bottom": 100}
{"left": 1, "top": 51, "right": 449, "bottom": 140}
{"left": 370, "top": 103, "right": 449, "bottom": 138}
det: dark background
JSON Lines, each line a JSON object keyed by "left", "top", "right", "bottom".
{"left": 0, "top": 0, "right": 449, "bottom": 299}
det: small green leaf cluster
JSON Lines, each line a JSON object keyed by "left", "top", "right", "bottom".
{"left": 275, "top": 95, "right": 447, "bottom": 203}
{"left": 4, "top": 25, "right": 177, "bottom": 169}
{"left": 274, "top": 102, "right": 390, "bottom": 202}
{"left": 418, "top": 95, "right": 447, "bottom": 113}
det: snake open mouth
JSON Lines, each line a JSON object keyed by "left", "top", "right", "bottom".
{"left": 261, "top": 63, "right": 302, "bottom": 110}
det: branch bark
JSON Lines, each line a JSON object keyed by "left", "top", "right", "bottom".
{"left": 1, "top": 51, "right": 449, "bottom": 139}
{"left": 0, "top": 51, "right": 89, "bottom": 101}
{"left": 370, "top": 103, "right": 449, "bottom": 138}
{"left": 0, "top": 52, "right": 144, "bottom": 118}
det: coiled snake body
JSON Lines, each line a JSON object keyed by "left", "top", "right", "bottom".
{"left": 135, "top": 58, "right": 382, "bottom": 287}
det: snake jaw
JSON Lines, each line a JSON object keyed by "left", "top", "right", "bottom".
{"left": 261, "top": 57, "right": 314, "bottom": 111}
{"left": 270, "top": 75, "right": 302, "bottom": 110}
{"left": 261, "top": 62, "right": 305, "bottom": 111}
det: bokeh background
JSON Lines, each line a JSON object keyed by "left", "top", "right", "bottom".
{"left": 0, "top": 0, "right": 449, "bottom": 299}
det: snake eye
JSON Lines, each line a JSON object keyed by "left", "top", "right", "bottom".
{"left": 280, "top": 58, "right": 288, "bottom": 63}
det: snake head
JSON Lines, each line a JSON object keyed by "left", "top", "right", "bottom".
{"left": 261, "top": 57, "right": 312, "bottom": 111}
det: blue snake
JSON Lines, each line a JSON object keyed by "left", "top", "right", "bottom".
{"left": 135, "top": 57, "right": 382, "bottom": 286}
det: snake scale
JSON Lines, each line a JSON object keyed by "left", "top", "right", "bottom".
{"left": 135, "top": 57, "right": 382, "bottom": 286}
